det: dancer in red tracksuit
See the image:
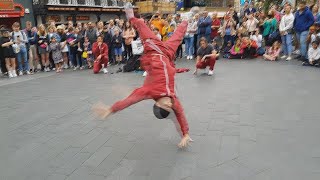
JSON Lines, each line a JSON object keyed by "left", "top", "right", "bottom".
{"left": 92, "top": 36, "right": 109, "bottom": 74}
{"left": 93, "top": 4, "right": 192, "bottom": 148}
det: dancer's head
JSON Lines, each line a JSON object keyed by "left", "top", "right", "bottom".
{"left": 153, "top": 97, "right": 172, "bottom": 119}
{"left": 199, "top": 37, "right": 208, "bottom": 48}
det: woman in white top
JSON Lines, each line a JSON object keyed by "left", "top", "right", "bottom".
{"left": 245, "top": 13, "right": 259, "bottom": 34}
{"left": 279, "top": 4, "right": 294, "bottom": 61}
{"left": 184, "top": 17, "right": 198, "bottom": 60}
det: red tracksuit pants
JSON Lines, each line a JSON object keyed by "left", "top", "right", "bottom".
{"left": 196, "top": 57, "right": 216, "bottom": 71}
{"left": 93, "top": 57, "right": 108, "bottom": 74}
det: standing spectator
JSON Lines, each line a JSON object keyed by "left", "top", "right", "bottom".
{"left": 294, "top": 1, "right": 314, "bottom": 60}
{"left": 271, "top": 4, "right": 281, "bottom": 22}
{"left": 0, "top": 30, "right": 17, "bottom": 78}
{"left": 185, "top": 17, "right": 198, "bottom": 60}
{"left": 57, "top": 25, "right": 69, "bottom": 69}
{"left": 240, "top": 1, "right": 249, "bottom": 23}
{"left": 67, "top": 21, "right": 73, "bottom": 29}
{"left": 149, "top": 11, "right": 164, "bottom": 33}
{"left": 311, "top": 4, "right": 320, "bottom": 24}
{"left": 197, "top": 11, "right": 212, "bottom": 43}
{"left": 123, "top": 21, "right": 136, "bottom": 60}
{"left": 97, "top": 21, "right": 104, "bottom": 36}
{"left": 85, "top": 22, "right": 98, "bottom": 44}
{"left": 221, "top": 14, "right": 236, "bottom": 49}
{"left": 48, "top": 36, "right": 63, "bottom": 73}
{"left": 48, "top": 25, "right": 60, "bottom": 69}
{"left": 92, "top": 35, "right": 108, "bottom": 74}
{"left": 210, "top": 12, "right": 221, "bottom": 40}
{"left": 25, "top": 21, "right": 39, "bottom": 72}
{"left": 66, "top": 27, "right": 79, "bottom": 70}
{"left": 245, "top": 12, "right": 259, "bottom": 35}
{"left": 82, "top": 36, "right": 93, "bottom": 69}
{"left": 161, "top": 20, "right": 173, "bottom": 41}
{"left": 263, "top": 11, "right": 277, "bottom": 47}
{"left": 11, "top": 22, "right": 30, "bottom": 75}
{"left": 193, "top": 13, "right": 200, "bottom": 57}
{"left": 112, "top": 29, "right": 123, "bottom": 64}
{"left": 228, "top": 6, "right": 240, "bottom": 26}
{"left": 245, "top": 2, "right": 257, "bottom": 18}
{"left": 279, "top": 4, "right": 294, "bottom": 61}
{"left": 102, "top": 25, "right": 113, "bottom": 64}
{"left": 37, "top": 24, "right": 50, "bottom": 72}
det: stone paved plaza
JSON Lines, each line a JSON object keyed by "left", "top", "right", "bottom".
{"left": 1, "top": 58, "right": 320, "bottom": 180}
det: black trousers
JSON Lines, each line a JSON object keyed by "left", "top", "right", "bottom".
{"left": 243, "top": 47, "right": 256, "bottom": 58}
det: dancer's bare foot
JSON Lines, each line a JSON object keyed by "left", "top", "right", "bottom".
{"left": 92, "top": 102, "right": 112, "bottom": 119}
{"left": 124, "top": 2, "right": 134, "bottom": 20}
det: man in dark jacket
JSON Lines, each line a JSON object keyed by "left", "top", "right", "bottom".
{"left": 294, "top": 1, "right": 314, "bottom": 60}
{"left": 197, "top": 11, "right": 212, "bottom": 44}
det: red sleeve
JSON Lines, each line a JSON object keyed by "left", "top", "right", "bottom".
{"left": 92, "top": 42, "right": 99, "bottom": 57}
{"left": 111, "top": 87, "right": 149, "bottom": 113}
{"left": 172, "top": 97, "right": 189, "bottom": 136}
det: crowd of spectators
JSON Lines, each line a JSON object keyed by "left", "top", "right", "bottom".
{"left": 1, "top": 0, "right": 320, "bottom": 79}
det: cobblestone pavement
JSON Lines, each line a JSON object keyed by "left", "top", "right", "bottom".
{"left": 1, "top": 58, "right": 320, "bottom": 180}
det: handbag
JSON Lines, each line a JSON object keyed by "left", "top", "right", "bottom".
{"left": 40, "top": 43, "right": 47, "bottom": 49}
{"left": 82, "top": 51, "right": 88, "bottom": 59}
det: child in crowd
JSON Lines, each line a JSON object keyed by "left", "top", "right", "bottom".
{"left": 303, "top": 41, "right": 320, "bottom": 66}
{"left": 229, "top": 39, "right": 244, "bottom": 59}
{"left": 211, "top": 39, "right": 220, "bottom": 59}
{"left": 49, "top": 36, "right": 63, "bottom": 73}
{"left": 82, "top": 36, "right": 93, "bottom": 69}
{"left": 222, "top": 40, "right": 232, "bottom": 58}
{"left": 242, "top": 36, "right": 258, "bottom": 59}
{"left": 250, "top": 28, "right": 264, "bottom": 55}
{"left": 263, "top": 41, "right": 281, "bottom": 61}
{"left": 0, "top": 30, "right": 17, "bottom": 78}
{"left": 112, "top": 29, "right": 123, "bottom": 64}
{"left": 66, "top": 27, "right": 77, "bottom": 69}
{"left": 307, "top": 25, "right": 318, "bottom": 49}
{"left": 153, "top": 28, "right": 162, "bottom": 40}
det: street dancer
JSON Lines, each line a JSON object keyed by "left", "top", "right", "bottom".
{"left": 93, "top": 3, "right": 192, "bottom": 148}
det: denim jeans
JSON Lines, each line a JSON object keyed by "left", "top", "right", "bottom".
{"left": 296, "top": 30, "right": 309, "bottom": 58}
{"left": 184, "top": 36, "right": 194, "bottom": 56}
{"left": 16, "top": 46, "right": 29, "bottom": 72}
{"left": 281, "top": 34, "right": 293, "bottom": 56}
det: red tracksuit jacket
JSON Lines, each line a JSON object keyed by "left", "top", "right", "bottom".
{"left": 111, "top": 18, "right": 189, "bottom": 136}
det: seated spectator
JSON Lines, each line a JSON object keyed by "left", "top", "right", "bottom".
{"left": 250, "top": 28, "right": 264, "bottom": 55}
{"left": 242, "top": 36, "right": 258, "bottom": 58}
{"left": 211, "top": 39, "right": 220, "bottom": 59}
{"left": 263, "top": 41, "right": 281, "bottom": 61}
{"left": 193, "top": 38, "right": 218, "bottom": 76}
{"left": 92, "top": 36, "right": 109, "bottom": 74}
{"left": 303, "top": 41, "right": 320, "bottom": 66}
{"left": 222, "top": 40, "right": 232, "bottom": 58}
{"left": 306, "top": 25, "right": 318, "bottom": 50}
{"left": 229, "top": 39, "right": 244, "bottom": 59}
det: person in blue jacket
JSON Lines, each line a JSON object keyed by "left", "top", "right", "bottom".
{"left": 294, "top": 1, "right": 315, "bottom": 60}
{"left": 197, "top": 11, "right": 212, "bottom": 45}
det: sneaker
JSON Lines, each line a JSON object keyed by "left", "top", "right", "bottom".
{"left": 26, "top": 71, "right": 33, "bottom": 75}
{"left": 286, "top": 56, "right": 292, "bottom": 61}
{"left": 281, "top": 55, "right": 287, "bottom": 59}
{"left": 37, "top": 64, "right": 42, "bottom": 70}
{"left": 12, "top": 71, "right": 17, "bottom": 77}
{"left": 46, "top": 67, "right": 51, "bottom": 72}
{"left": 190, "top": 56, "right": 193, "bottom": 60}
{"left": 8, "top": 71, "right": 13, "bottom": 78}
{"left": 18, "top": 71, "right": 23, "bottom": 76}
{"left": 142, "top": 71, "right": 147, "bottom": 77}
{"left": 187, "top": 56, "right": 190, "bottom": 60}
{"left": 77, "top": 48, "right": 83, "bottom": 52}
{"left": 208, "top": 70, "right": 214, "bottom": 76}
{"left": 102, "top": 68, "right": 108, "bottom": 74}
{"left": 73, "top": 66, "right": 78, "bottom": 71}
{"left": 302, "top": 62, "right": 308, "bottom": 66}
{"left": 80, "top": 66, "right": 84, "bottom": 70}
{"left": 64, "top": 64, "right": 69, "bottom": 69}
{"left": 52, "top": 68, "right": 56, "bottom": 71}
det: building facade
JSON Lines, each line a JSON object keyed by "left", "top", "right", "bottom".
{"left": 32, "top": 0, "right": 137, "bottom": 26}
{"left": 0, "top": 0, "right": 35, "bottom": 29}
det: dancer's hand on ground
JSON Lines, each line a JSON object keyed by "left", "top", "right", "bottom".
{"left": 92, "top": 102, "right": 112, "bottom": 119}
{"left": 178, "top": 134, "right": 193, "bottom": 148}
{"left": 193, "top": 69, "right": 197, "bottom": 75}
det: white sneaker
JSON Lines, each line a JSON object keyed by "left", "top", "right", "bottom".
{"left": 190, "top": 56, "right": 193, "bottom": 60}
{"left": 8, "top": 71, "right": 13, "bottom": 78}
{"left": 37, "top": 64, "right": 42, "bottom": 70}
{"left": 19, "top": 71, "right": 23, "bottom": 76}
{"left": 73, "top": 66, "right": 78, "bottom": 71}
{"left": 208, "top": 70, "right": 214, "bottom": 76}
{"left": 77, "top": 48, "right": 83, "bottom": 52}
{"left": 12, "top": 71, "right": 17, "bottom": 77}
{"left": 187, "top": 56, "right": 190, "bottom": 60}
{"left": 142, "top": 71, "right": 147, "bottom": 77}
{"left": 45, "top": 67, "right": 50, "bottom": 72}
{"left": 281, "top": 55, "right": 287, "bottom": 59}
{"left": 64, "top": 64, "right": 69, "bottom": 69}
{"left": 52, "top": 68, "right": 56, "bottom": 71}
{"left": 286, "top": 56, "right": 292, "bottom": 61}
{"left": 26, "top": 71, "right": 32, "bottom": 75}
{"left": 102, "top": 68, "right": 108, "bottom": 74}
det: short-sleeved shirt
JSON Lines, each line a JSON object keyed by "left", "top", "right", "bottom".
{"left": 197, "top": 44, "right": 214, "bottom": 58}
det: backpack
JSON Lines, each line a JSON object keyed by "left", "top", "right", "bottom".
{"left": 123, "top": 55, "right": 141, "bottom": 72}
